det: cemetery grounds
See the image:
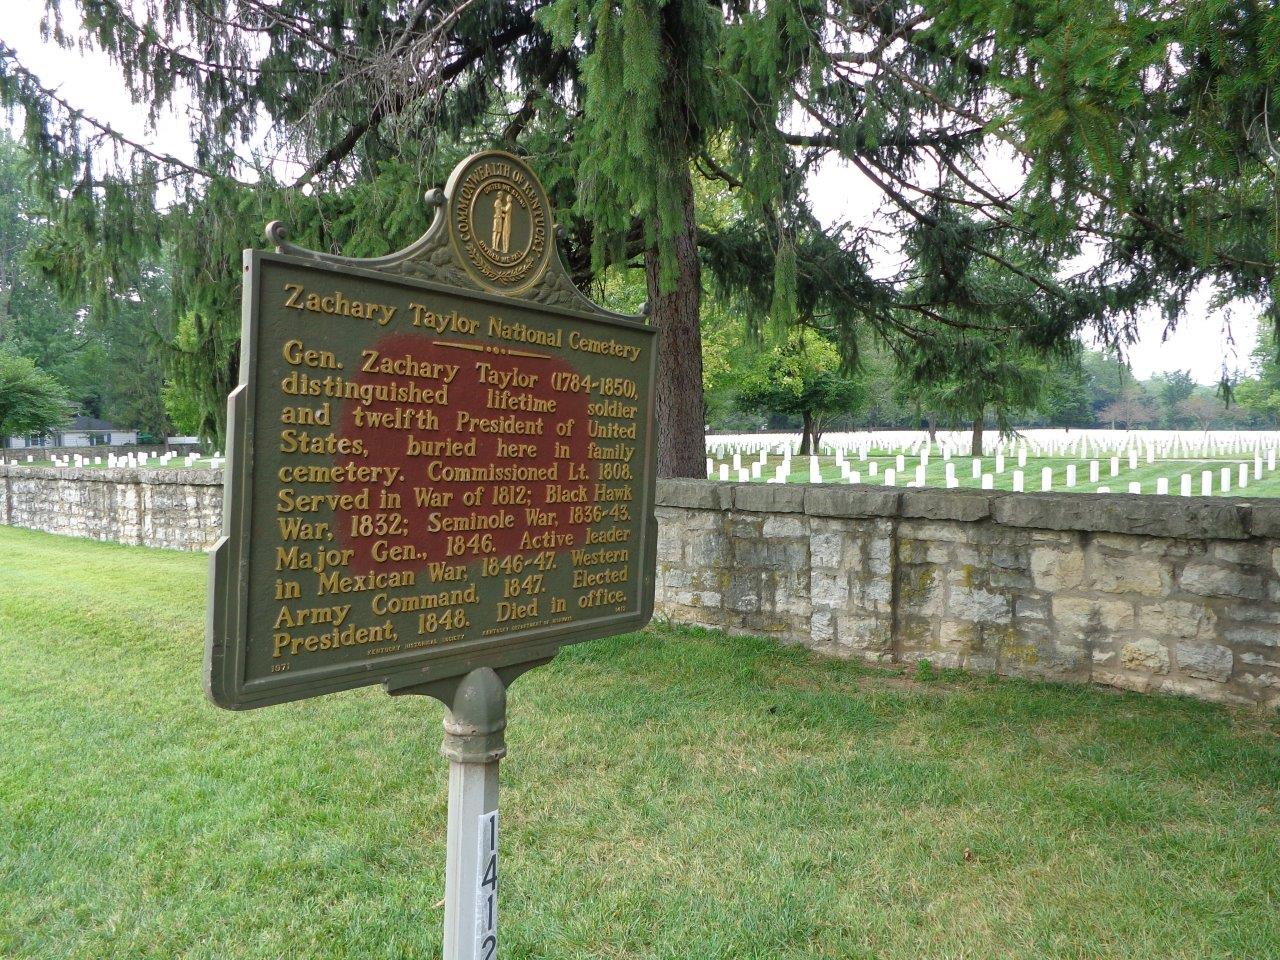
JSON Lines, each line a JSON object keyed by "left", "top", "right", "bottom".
{"left": 708, "top": 429, "right": 1280, "bottom": 498}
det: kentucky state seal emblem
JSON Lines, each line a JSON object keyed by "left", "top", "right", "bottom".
{"left": 446, "top": 150, "right": 553, "bottom": 296}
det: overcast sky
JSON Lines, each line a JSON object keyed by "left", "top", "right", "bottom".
{"left": 2, "top": 2, "right": 1263, "bottom": 384}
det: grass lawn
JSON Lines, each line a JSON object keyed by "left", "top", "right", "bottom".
{"left": 1, "top": 525, "right": 1278, "bottom": 959}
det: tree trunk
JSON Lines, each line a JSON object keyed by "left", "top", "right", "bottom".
{"left": 645, "top": 161, "right": 705, "bottom": 478}
{"left": 799, "top": 411, "right": 814, "bottom": 455}
{"left": 970, "top": 409, "right": 985, "bottom": 457}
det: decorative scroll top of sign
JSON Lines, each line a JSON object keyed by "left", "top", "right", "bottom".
{"left": 266, "top": 149, "right": 608, "bottom": 317}
{"left": 447, "top": 152, "right": 552, "bottom": 295}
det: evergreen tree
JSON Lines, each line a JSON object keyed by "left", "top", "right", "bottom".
{"left": 3, "top": 1, "right": 1277, "bottom": 464}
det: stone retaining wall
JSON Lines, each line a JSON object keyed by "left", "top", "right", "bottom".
{"left": 0, "top": 465, "right": 222, "bottom": 552}
{"left": 2, "top": 466, "right": 1277, "bottom": 706}
{"left": 655, "top": 482, "right": 1280, "bottom": 708}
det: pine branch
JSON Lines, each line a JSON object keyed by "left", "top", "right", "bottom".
{"left": 292, "top": 17, "right": 537, "bottom": 188}
{"left": 0, "top": 43, "right": 230, "bottom": 184}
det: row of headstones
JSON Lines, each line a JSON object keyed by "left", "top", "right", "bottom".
{"left": 709, "top": 436, "right": 1280, "bottom": 475}
{"left": 707, "top": 448, "right": 1279, "bottom": 495}
{"left": 0, "top": 451, "right": 224, "bottom": 469}
{"left": 708, "top": 430, "right": 1280, "bottom": 463}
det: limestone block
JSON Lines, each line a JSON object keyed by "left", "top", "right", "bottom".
{"left": 1212, "top": 542, "right": 1268, "bottom": 567}
{"left": 811, "top": 609, "right": 836, "bottom": 644}
{"left": 1137, "top": 600, "right": 1215, "bottom": 640}
{"left": 1120, "top": 639, "right": 1170, "bottom": 673}
{"left": 810, "top": 531, "right": 846, "bottom": 569}
{"left": 1179, "top": 562, "right": 1265, "bottom": 600}
{"left": 1222, "top": 624, "right": 1279, "bottom": 648}
{"left": 725, "top": 573, "right": 762, "bottom": 613}
{"left": 811, "top": 570, "right": 851, "bottom": 609}
{"left": 948, "top": 585, "right": 1012, "bottom": 624}
{"left": 761, "top": 515, "right": 808, "bottom": 539}
{"left": 1174, "top": 642, "right": 1233, "bottom": 682}
{"left": 1089, "top": 551, "right": 1167, "bottom": 596}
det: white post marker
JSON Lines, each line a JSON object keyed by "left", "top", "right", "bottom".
{"left": 884, "top": 469, "right": 896, "bottom": 487}
{"left": 1041, "top": 467, "right": 1053, "bottom": 491}
{"left": 1089, "top": 460, "right": 1099, "bottom": 484}
{"left": 1157, "top": 477, "right": 1169, "bottom": 495}
{"left": 981, "top": 474, "right": 994, "bottom": 490}
{"left": 1221, "top": 466, "right": 1232, "bottom": 493}
{"left": 1201, "top": 471, "right": 1213, "bottom": 496}
{"left": 914, "top": 464, "right": 926, "bottom": 487}
{"left": 475, "top": 812, "right": 498, "bottom": 960}
{"left": 1239, "top": 463, "right": 1249, "bottom": 489}
{"left": 972, "top": 458, "right": 982, "bottom": 479}
{"left": 1181, "top": 474, "right": 1192, "bottom": 497}
{"left": 718, "top": 463, "right": 729, "bottom": 481}
{"left": 1128, "top": 481, "right": 1141, "bottom": 494}
{"left": 1110, "top": 456, "right": 1120, "bottom": 477}
{"left": 1013, "top": 470, "right": 1024, "bottom": 492}
{"left": 1066, "top": 464, "right": 1077, "bottom": 487}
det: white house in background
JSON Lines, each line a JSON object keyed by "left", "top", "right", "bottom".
{"left": 5, "top": 416, "right": 139, "bottom": 449}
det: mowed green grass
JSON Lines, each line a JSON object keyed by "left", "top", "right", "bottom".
{"left": 1, "top": 526, "right": 1278, "bottom": 960}
{"left": 725, "top": 451, "right": 1280, "bottom": 497}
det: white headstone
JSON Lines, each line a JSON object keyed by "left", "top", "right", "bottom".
{"left": 1180, "top": 474, "right": 1192, "bottom": 497}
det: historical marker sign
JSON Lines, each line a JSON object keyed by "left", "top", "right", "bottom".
{"left": 205, "top": 151, "right": 657, "bottom": 710}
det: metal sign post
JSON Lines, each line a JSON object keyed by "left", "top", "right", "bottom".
{"left": 205, "top": 150, "right": 657, "bottom": 958}
{"left": 388, "top": 663, "right": 543, "bottom": 959}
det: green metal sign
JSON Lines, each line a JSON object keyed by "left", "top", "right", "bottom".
{"left": 206, "top": 151, "right": 657, "bottom": 710}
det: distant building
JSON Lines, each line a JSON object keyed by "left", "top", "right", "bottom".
{"left": 5, "top": 416, "right": 139, "bottom": 449}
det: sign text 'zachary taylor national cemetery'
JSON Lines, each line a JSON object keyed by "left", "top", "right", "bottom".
{"left": 206, "top": 151, "right": 658, "bottom": 710}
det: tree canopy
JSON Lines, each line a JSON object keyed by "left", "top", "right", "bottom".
{"left": 1, "top": 1, "right": 1277, "bottom": 466}
{"left": 0, "top": 349, "right": 70, "bottom": 439}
